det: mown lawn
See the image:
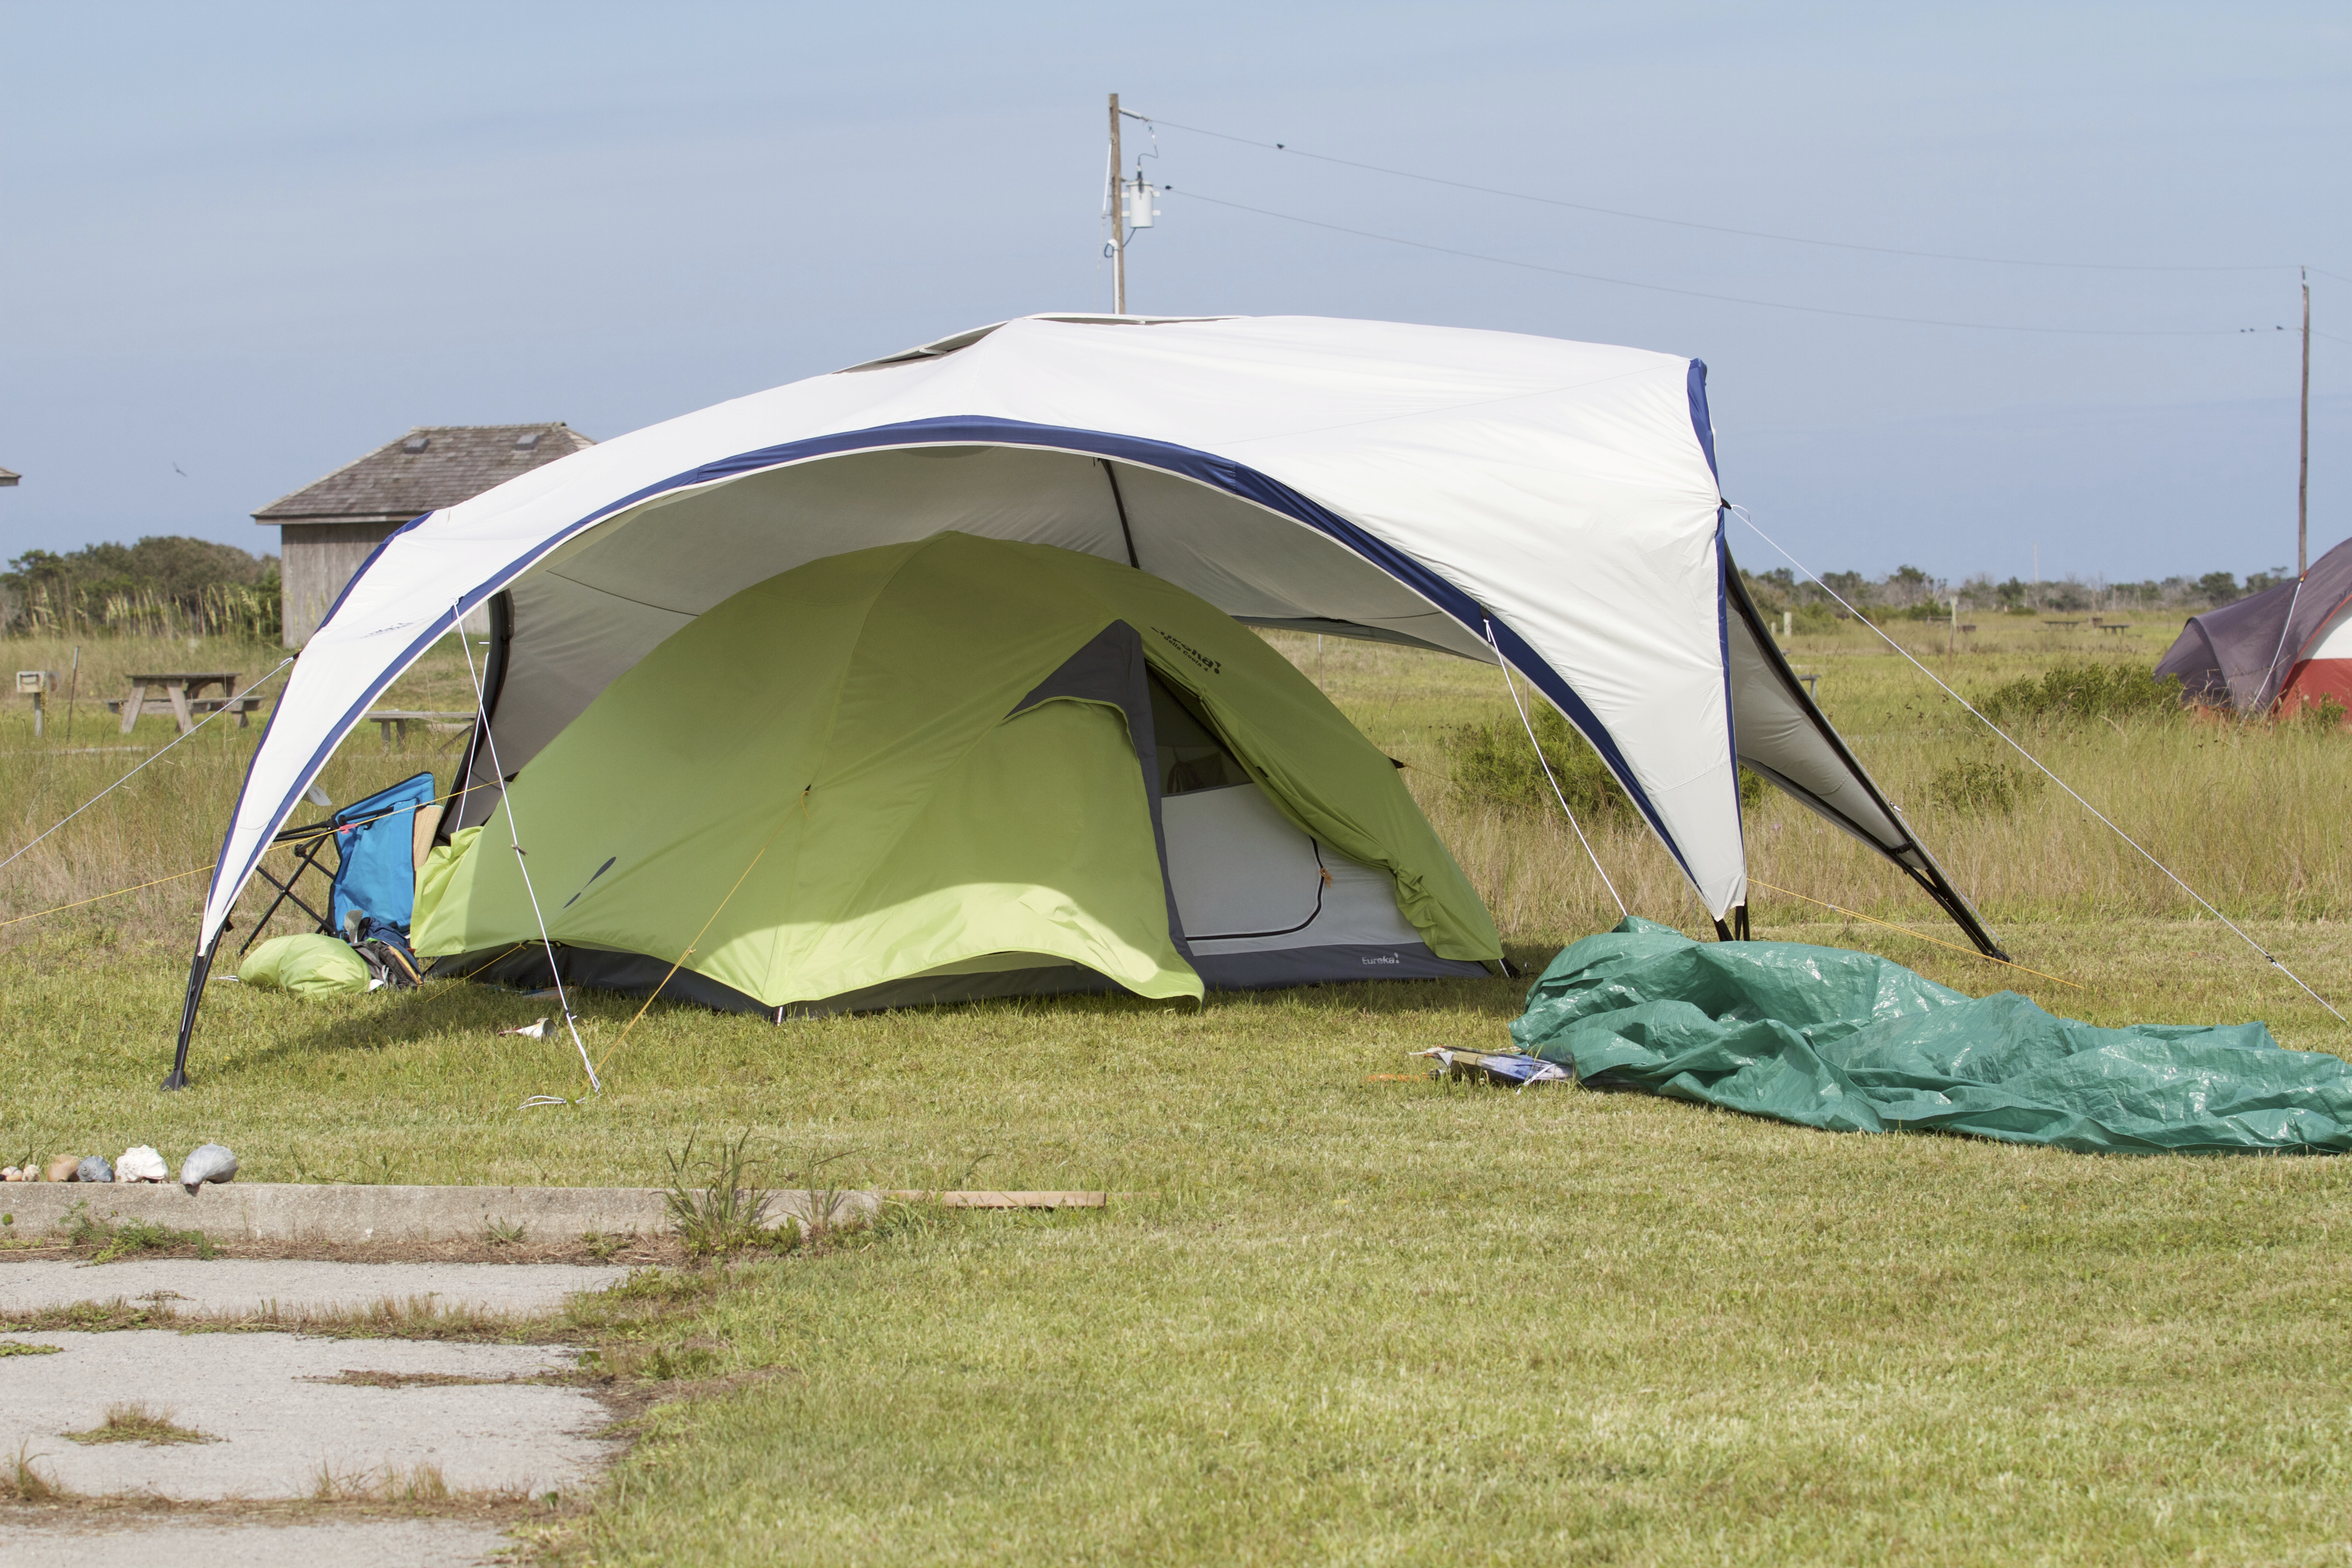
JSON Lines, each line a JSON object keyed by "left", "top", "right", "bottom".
{"left": 11, "top": 912, "right": 2352, "bottom": 1563}
{"left": 6, "top": 614, "right": 2352, "bottom": 1562}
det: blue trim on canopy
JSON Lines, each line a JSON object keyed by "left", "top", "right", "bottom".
{"left": 207, "top": 415, "right": 1698, "bottom": 927}
{"left": 1686, "top": 359, "right": 1719, "bottom": 483}
{"left": 314, "top": 511, "right": 434, "bottom": 636}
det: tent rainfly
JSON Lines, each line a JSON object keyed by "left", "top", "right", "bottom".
{"left": 167, "top": 314, "right": 2001, "bottom": 1086}
{"left": 2156, "top": 536, "right": 2352, "bottom": 715}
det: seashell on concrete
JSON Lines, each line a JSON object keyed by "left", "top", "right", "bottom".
{"left": 76, "top": 1156, "right": 113, "bottom": 1184}
{"left": 46, "top": 1156, "right": 79, "bottom": 1182}
{"left": 114, "top": 1145, "right": 168, "bottom": 1183}
{"left": 179, "top": 1143, "right": 238, "bottom": 1192}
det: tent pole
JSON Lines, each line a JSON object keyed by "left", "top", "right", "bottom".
{"left": 1101, "top": 460, "right": 1140, "bottom": 567}
{"left": 162, "top": 935, "right": 219, "bottom": 1091}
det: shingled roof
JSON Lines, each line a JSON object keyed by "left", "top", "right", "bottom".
{"left": 0, "top": 465, "right": 19, "bottom": 487}
{"left": 254, "top": 423, "right": 594, "bottom": 526}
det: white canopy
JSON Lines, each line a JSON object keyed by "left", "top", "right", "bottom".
{"left": 191, "top": 313, "right": 1996, "bottom": 1007}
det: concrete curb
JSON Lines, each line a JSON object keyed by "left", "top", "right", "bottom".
{"left": 0, "top": 1184, "right": 1106, "bottom": 1245}
{"left": 0, "top": 1182, "right": 671, "bottom": 1245}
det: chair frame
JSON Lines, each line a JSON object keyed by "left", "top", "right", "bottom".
{"left": 236, "top": 820, "right": 343, "bottom": 955}
{"left": 235, "top": 774, "right": 439, "bottom": 956}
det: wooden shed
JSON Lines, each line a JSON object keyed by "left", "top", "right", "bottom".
{"left": 255, "top": 423, "right": 593, "bottom": 645}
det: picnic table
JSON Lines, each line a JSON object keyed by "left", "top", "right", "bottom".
{"left": 1793, "top": 672, "right": 1822, "bottom": 701}
{"left": 2040, "top": 620, "right": 2082, "bottom": 630}
{"left": 363, "top": 710, "right": 476, "bottom": 750}
{"left": 2095, "top": 622, "right": 2132, "bottom": 634}
{"left": 113, "top": 672, "right": 261, "bottom": 735}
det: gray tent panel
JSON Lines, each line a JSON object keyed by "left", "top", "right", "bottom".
{"left": 1720, "top": 556, "right": 2006, "bottom": 958}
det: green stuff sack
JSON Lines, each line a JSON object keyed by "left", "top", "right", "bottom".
{"left": 1511, "top": 917, "right": 2352, "bottom": 1155}
{"left": 238, "top": 933, "right": 373, "bottom": 998}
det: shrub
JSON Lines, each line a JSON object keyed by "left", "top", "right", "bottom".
{"left": 1447, "top": 706, "right": 1764, "bottom": 815}
{"left": 2282, "top": 694, "right": 2350, "bottom": 730}
{"left": 1924, "top": 755, "right": 2046, "bottom": 816}
{"left": 1980, "top": 663, "right": 2183, "bottom": 725}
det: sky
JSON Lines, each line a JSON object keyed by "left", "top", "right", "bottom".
{"left": 0, "top": 1, "right": 2344, "bottom": 585}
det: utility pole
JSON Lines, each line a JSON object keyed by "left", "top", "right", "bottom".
{"left": 2300, "top": 265, "right": 2311, "bottom": 577}
{"left": 1108, "top": 93, "right": 1126, "bottom": 316}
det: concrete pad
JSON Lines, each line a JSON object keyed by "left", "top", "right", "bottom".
{"left": 0, "top": 1517, "right": 509, "bottom": 1568}
{"left": 0, "top": 1330, "right": 611, "bottom": 1499}
{"left": 0, "top": 1259, "right": 632, "bottom": 1318}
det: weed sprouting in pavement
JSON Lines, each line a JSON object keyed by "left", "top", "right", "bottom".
{"left": 4, "top": 1441, "right": 70, "bottom": 1502}
{"left": 310, "top": 1459, "right": 453, "bottom": 1503}
{"left": 64, "top": 1401, "right": 215, "bottom": 1446}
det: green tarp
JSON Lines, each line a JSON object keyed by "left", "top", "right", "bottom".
{"left": 1510, "top": 917, "right": 2352, "bottom": 1154}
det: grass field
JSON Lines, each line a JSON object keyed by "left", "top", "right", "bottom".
{"left": 5, "top": 614, "right": 2352, "bottom": 1562}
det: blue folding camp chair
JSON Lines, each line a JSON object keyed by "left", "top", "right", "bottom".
{"left": 240, "top": 772, "right": 439, "bottom": 959}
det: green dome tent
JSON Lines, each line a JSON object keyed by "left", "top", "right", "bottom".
{"left": 411, "top": 534, "right": 1502, "bottom": 1016}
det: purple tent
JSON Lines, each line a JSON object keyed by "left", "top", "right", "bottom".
{"left": 2156, "top": 537, "right": 2352, "bottom": 714}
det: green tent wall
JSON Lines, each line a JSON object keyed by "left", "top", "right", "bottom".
{"left": 412, "top": 533, "right": 1500, "bottom": 1014}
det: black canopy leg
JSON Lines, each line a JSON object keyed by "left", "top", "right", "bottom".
{"left": 162, "top": 937, "right": 219, "bottom": 1091}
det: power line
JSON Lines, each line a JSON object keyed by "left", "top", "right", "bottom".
{"left": 1162, "top": 187, "right": 2258, "bottom": 338}
{"left": 1131, "top": 112, "right": 2301, "bottom": 275}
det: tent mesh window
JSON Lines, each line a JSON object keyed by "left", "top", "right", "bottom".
{"left": 1148, "top": 670, "right": 1251, "bottom": 795}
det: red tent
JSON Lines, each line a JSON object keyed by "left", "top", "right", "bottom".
{"left": 2156, "top": 537, "right": 2352, "bottom": 715}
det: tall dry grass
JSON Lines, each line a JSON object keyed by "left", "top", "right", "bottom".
{"left": 0, "top": 632, "right": 478, "bottom": 945}
{"left": 2, "top": 617, "right": 2342, "bottom": 956}
{"left": 1260, "top": 621, "right": 2352, "bottom": 944}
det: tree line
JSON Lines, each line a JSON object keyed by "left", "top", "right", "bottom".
{"left": 3, "top": 536, "right": 281, "bottom": 641}
{"left": 1740, "top": 563, "right": 2286, "bottom": 626}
